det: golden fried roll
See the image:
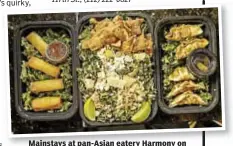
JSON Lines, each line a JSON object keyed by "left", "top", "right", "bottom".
{"left": 27, "top": 56, "right": 60, "bottom": 77}
{"left": 26, "top": 32, "right": 48, "bottom": 56}
{"left": 31, "top": 97, "right": 62, "bottom": 112}
{"left": 30, "top": 79, "right": 64, "bottom": 93}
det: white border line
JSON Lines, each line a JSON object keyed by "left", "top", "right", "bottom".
{"left": 217, "top": 5, "right": 226, "bottom": 131}
{"left": 10, "top": 127, "right": 224, "bottom": 138}
{"left": 5, "top": 13, "right": 13, "bottom": 139}
{"left": 5, "top": 4, "right": 222, "bottom": 14}
{"left": 5, "top": 4, "right": 225, "bottom": 138}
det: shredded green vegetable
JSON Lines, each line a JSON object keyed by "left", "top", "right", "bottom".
{"left": 77, "top": 20, "right": 156, "bottom": 122}
{"left": 20, "top": 29, "right": 72, "bottom": 112}
{"left": 162, "top": 41, "right": 212, "bottom": 105}
{"left": 77, "top": 48, "right": 156, "bottom": 122}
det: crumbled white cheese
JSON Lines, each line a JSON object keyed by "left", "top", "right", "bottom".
{"left": 84, "top": 79, "right": 95, "bottom": 89}
{"left": 107, "top": 76, "right": 126, "bottom": 89}
{"left": 107, "top": 71, "right": 118, "bottom": 78}
{"left": 124, "top": 55, "right": 133, "bottom": 62}
{"left": 95, "top": 79, "right": 106, "bottom": 91}
{"left": 97, "top": 48, "right": 106, "bottom": 61}
{"left": 106, "top": 62, "right": 116, "bottom": 72}
{"left": 115, "top": 56, "right": 125, "bottom": 63}
{"left": 114, "top": 56, "right": 125, "bottom": 70}
{"left": 97, "top": 70, "right": 106, "bottom": 79}
{"left": 134, "top": 52, "right": 146, "bottom": 61}
{"left": 123, "top": 76, "right": 137, "bottom": 88}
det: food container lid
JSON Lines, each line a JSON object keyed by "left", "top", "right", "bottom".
{"left": 186, "top": 48, "right": 217, "bottom": 78}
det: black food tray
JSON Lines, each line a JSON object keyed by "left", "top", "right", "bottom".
{"left": 155, "top": 16, "right": 220, "bottom": 114}
{"left": 14, "top": 21, "right": 78, "bottom": 121}
{"left": 76, "top": 13, "right": 158, "bottom": 126}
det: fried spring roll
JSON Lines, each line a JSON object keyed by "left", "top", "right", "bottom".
{"left": 31, "top": 97, "right": 62, "bottom": 112}
{"left": 30, "top": 79, "right": 64, "bottom": 93}
{"left": 26, "top": 32, "right": 48, "bottom": 56}
{"left": 27, "top": 56, "right": 60, "bottom": 77}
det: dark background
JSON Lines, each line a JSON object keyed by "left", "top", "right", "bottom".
{"left": 8, "top": 8, "right": 222, "bottom": 134}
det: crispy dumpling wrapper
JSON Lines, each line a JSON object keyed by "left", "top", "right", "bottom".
{"left": 169, "top": 91, "right": 208, "bottom": 108}
{"left": 165, "top": 24, "right": 203, "bottom": 41}
{"left": 133, "top": 34, "right": 148, "bottom": 52}
{"left": 166, "top": 81, "right": 206, "bottom": 98}
{"left": 176, "top": 38, "right": 209, "bottom": 59}
{"left": 91, "top": 18, "right": 113, "bottom": 32}
{"left": 113, "top": 27, "right": 129, "bottom": 41}
{"left": 81, "top": 29, "right": 114, "bottom": 50}
{"left": 113, "top": 15, "right": 123, "bottom": 22}
{"left": 80, "top": 15, "right": 152, "bottom": 53}
{"left": 121, "top": 36, "right": 135, "bottom": 53}
{"left": 125, "top": 18, "right": 144, "bottom": 35}
{"left": 168, "top": 67, "right": 196, "bottom": 82}
{"left": 133, "top": 34, "right": 153, "bottom": 53}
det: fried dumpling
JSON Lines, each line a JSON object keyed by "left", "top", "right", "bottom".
{"left": 82, "top": 18, "right": 119, "bottom": 50}
{"left": 125, "top": 18, "right": 144, "bottom": 35}
{"left": 81, "top": 15, "right": 152, "bottom": 53}
{"left": 81, "top": 29, "right": 112, "bottom": 50}
{"left": 169, "top": 91, "right": 208, "bottom": 108}
{"left": 113, "top": 15, "right": 123, "bottom": 22}
{"left": 133, "top": 33, "right": 153, "bottom": 53}
{"left": 121, "top": 36, "right": 135, "bottom": 53}
{"left": 81, "top": 37, "right": 102, "bottom": 50}
{"left": 166, "top": 81, "right": 206, "bottom": 98}
{"left": 168, "top": 67, "right": 196, "bottom": 82}
{"left": 90, "top": 18, "right": 114, "bottom": 32}
{"left": 165, "top": 24, "right": 203, "bottom": 41}
{"left": 176, "top": 38, "right": 209, "bottom": 59}
{"left": 113, "top": 27, "right": 129, "bottom": 41}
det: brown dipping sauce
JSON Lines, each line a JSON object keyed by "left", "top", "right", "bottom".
{"left": 46, "top": 41, "right": 68, "bottom": 64}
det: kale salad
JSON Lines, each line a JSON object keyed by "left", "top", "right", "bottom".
{"left": 161, "top": 24, "right": 213, "bottom": 108}
{"left": 20, "top": 29, "right": 73, "bottom": 112}
{"left": 77, "top": 15, "right": 156, "bottom": 123}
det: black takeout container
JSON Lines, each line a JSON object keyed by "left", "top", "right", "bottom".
{"left": 14, "top": 21, "right": 78, "bottom": 121}
{"left": 76, "top": 13, "right": 158, "bottom": 126}
{"left": 155, "top": 16, "right": 220, "bottom": 114}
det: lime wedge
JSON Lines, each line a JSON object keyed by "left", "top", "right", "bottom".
{"left": 131, "top": 101, "right": 151, "bottom": 123}
{"left": 84, "top": 98, "right": 96, "bottom": 121}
